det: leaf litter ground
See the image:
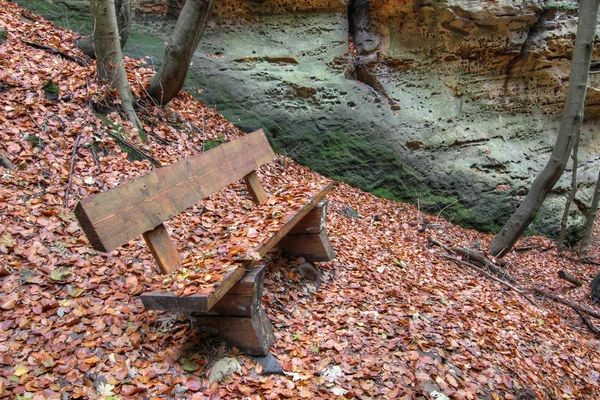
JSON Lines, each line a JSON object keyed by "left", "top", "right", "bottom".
{"left": 1, "top": 2, "right": 599, "bottom": 398}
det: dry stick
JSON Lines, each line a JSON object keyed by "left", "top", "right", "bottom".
{"left": 533, "top": 288, "right": 600, "bottom": 320}
{"left": 443, "top": 254, "right": 540, "bottom": 308}
{"left": 513, "top": 245, "right": 552, "bottom": 253}
{"left": 65, "top": 134, "right": 82, "bottom": 206}
{"left": 557, "top": 270, "right": 584, "bottom": 287}
{"left": 22, "top": 40, "right": 88, "bottom": 67}
{"left": 573, "top": 307, "right": 600, "bottom": 335}
{"left": 428, "top": 236, "right": 515, "bottom": 283}
{"left": 90, "top": 145, "right": 101, "bottom": 173}
{"left": 106, "top": 131, "right": 162, "bottom": 167}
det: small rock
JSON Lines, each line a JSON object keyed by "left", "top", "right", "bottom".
{"left": 252, "top": 352, "right": 283, "bottom": 375}
{"left": 296, "top": 262, "right": 320, "bottom": 281}
{"left": 208, "top": 357, "right": 241, "bottom": 383}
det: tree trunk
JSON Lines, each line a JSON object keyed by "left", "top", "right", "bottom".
{"left": 490, "top": 0, "right": 600, "bottom": 257}
{"left": 148, "top": 0, "right": 215, "bottom": 106}
{"left": 591, "top": 272, "right": 600, "bottom": 304}
{"left": 78, "top": 0, "right": 132, "bottom": 58}
{"left": 91, "top": 0, "right": 142, "bottom": 134}
{"left": 579, "top": 168, "right": 600, "bottom": 258}
{"left": 557, "top": 133, "right": 580, "bottom": 253}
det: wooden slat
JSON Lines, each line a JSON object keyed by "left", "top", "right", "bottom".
{"left": 142, "top": 223, "right": 180, "bottom": 274}
{"left": 139, "top": 182, "right": 335, "bottom": 313}
{"left": 254, "top": 182, "right": 335, "bottom": 258}
{"left": 244, "top": 171, "right": 268, "bottom": 204}
{"left": 140, "top": 266, "right": 247, "bottom": 312}
{"left": 75, "top": 130, "right": 276, "bottom": 253}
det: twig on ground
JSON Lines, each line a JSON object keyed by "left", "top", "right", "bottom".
{"left": 573, "top": 308, "right": 600, "bottom": 335}
{"left": 533, "top": 288, "right": 600, "bottom": 320}
{"left": 22, "top": 40, "right": 88, "bottom": 67}
{"left": 428, "top": 236, "right": 516, "bottom": 283}
{"left": 28, "top": 113, "right": 47, "bottom": 133}
{"left": 513, "top": 245, "right": 552, "bottom": 253}
{"left": 89, "top": 144, "right": 101, "bottom": 173}
{"left": 65, "top": 134, "right": 82, "bottom": 206}
{"left": 443, "top": 254, "right": 540, "bottom": 308}
{"left": 106, "top": 131, "right": 162, "bottom": 167}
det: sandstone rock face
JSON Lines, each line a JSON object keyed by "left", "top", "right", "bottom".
{"left": 136, "top": 0, "right": 600, "bottom": 240}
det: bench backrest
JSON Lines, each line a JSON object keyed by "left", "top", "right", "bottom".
{"left": 75, "top": 130, "right": 276, "bottom": 267}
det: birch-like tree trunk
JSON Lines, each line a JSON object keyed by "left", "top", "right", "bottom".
{"left": 91, "top": 0, "right": 142, "bottom": 134}
{"left": 78, "top": 0, "right": 132, "bottom": 58}
{"left": 579, "top": 169, "right": 600, "bottom": 258}
{"left": 148, "top": 0, "right": 215, "bottom": 106}
{"left": 490, "top": 0, "right": 600, "bottom": 257}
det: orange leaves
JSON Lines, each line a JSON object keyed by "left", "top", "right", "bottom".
{"left": 1, "top": 1, "right": 600, "bottom": 398}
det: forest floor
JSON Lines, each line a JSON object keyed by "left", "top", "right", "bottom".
{"left": 1, "top": 1, "right": 600, "bottom": 399}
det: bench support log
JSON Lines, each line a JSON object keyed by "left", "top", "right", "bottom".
{"left": 280, "top": 200, "right": 335, "bottom": 262}
{"left": 142, "top": 223, "right": 180, "bottom": 274}
{"left": 191, "top": 266, "right": 275, "bottom": 355}
{"left": 244, "top": 171, "right": 268, "bottom": 204}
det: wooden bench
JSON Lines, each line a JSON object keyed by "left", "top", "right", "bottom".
{"left": 74, "top": 129, "right": 335, "bottom": 355}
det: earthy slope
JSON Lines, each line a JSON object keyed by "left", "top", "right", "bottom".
{"left": 1, "top": 2, "right": 599, "bottom": 399}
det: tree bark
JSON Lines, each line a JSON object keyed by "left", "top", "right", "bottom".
{"left": 557, "top": 133, "right": 580, "bottom": 252}
{"left": 91, "top": 0, "right": 142, "bottom": 135}
{"left": 490, "top": 0, "right": 600, "bottom": 257}
{"left": 148, "top": 0, "right": 215, "bottom": 106}
{"left": 78, "top": 0, "right": 132, "bottom": 58}
{"left": 580, "top": 168, "right": 600, "bottom": 258}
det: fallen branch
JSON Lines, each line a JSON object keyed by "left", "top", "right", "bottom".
{"left": 533, "top": 288, "right": 600, "bottom": 320}
{"left": 0, "top": 152, "right": 14, "bottom": 170}
{"left": 557, "top": 270, "right": 584, "bottom": 287}
{"left": 428, "top": 237, "right": 516, "bottom": 283}
{"left": 22, "top": 40, "right": 88, "bottom": 67}
{"left": 573, "top": 308, "right": 600, "bottom": 335}
{"left": 65, "top": 134, "right": 82, "bottom": 206}
{"left": 443, "top": 254, "right": 540, "bottom": 308}
{"left": 513, "top": 245, "right": 551, "bottom": 253}
{"left": 106, "top": 131, "right": 162, "bottom": 167}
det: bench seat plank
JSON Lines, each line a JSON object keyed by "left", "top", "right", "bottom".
{"left": 75, "top": 130, "right": 275, "bottom": 253}
{"left": 140, "top": 182, "right": 334, "bottom": 313}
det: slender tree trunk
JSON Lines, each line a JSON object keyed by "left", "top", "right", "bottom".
{"left": 91, "top": 0, "right": 142, "bottom": 135}
{"left": 580, "top": 169, "right": 600, "bottom": 258}
{"left": 557, "top": 133, "right": 580, "bottom": 253}
{"left": 78, "top": 0, "right": 132, "bottom": 58}
{"left": 490, "top": 0, "right": 600, "bottom": 257}
{"left": 148, "top": 0, "right": 215, "bottom": 106}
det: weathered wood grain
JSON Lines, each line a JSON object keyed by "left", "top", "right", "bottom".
{"left": 287, "top": 200, "right": 328, "bottom": 235}
{"left": 142, "top": 223, "right": 180, "bottom": 274}
{"left": 75, "top": 129, "right": 275, "bottom": 252}
{"left": 281, "top": 230, "right": 336, "bottom": 262}
{"left": 244, "top": 171, "right": 268, "bottom": 204}
{"left": 140, "top": 183, "right": 334, "bottom": 313}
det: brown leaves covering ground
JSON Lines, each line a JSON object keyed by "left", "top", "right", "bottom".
{"left": 1, "top": 2, "right": 599, "bottom": 398}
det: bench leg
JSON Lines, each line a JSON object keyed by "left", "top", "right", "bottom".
{"left": 191, "top": 307, "right": 275, "bottom": 356}
{"left": 280, "top": 230, "right": 336, "bottom": 262}
{"left": 280, "top": 200, "right": 335, "bottom": 262}
{"left": 190, "top": 266, "right": 275, "bottom": 356}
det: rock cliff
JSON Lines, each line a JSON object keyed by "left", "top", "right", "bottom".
{"left": 134, "top": 0, "right": 600, "bottom": 240}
